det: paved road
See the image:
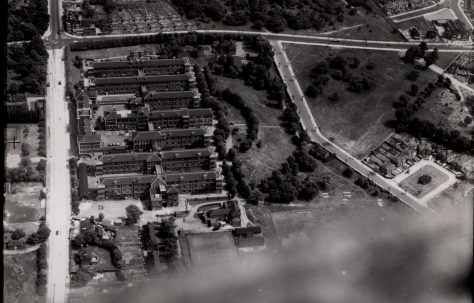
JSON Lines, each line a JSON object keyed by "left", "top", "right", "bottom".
{"left": 270, "top": 40, "right": 443, "bottom": 212}
{"left": 45, "top": 47, "right": 71, "bottom": 303}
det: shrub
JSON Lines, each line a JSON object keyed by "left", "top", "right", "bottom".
{"left": 11, "top": 229, "right": 26, "bottom": 240}
{"left": 342, "top": 168, "right": 353, "bottom": 178}
{"left": 418, "top": 174, "right": 432, "bottom": 185}
{"left": 464, "top": 116, "right": 472, "bottom": 125}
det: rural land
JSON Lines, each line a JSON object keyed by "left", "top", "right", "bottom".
{"left": 4, "top": 0, "right": 474, "bottom": 303}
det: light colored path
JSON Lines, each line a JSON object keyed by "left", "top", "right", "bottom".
{"left": 3, "top": 244, "right": 41, "bottom": 255}
{"left": 45, "top": 47, "right": 71, "bottom": 303}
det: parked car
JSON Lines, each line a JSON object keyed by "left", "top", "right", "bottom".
{"left": 58, "top": 81, "right": 61, "bottom": 85}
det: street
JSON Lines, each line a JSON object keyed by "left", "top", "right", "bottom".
{"left": 45, "top": 47, "right": 71, "bottom": 303}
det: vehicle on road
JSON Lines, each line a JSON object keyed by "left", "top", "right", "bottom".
{"left": 58, "top": 81, "right": 61, "bottom": 85}
{"left": 56, "top": 230, "right": 59, "bottom": 235}
{"left": 46, "top": 82, "right": 50, "bottom": 87}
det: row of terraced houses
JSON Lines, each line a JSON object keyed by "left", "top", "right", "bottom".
{"left": 76, "top": 53, "right": 223, "bottom": 208}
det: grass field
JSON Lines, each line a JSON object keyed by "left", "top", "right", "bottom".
{"left": 236, "top": 127, "right": 295, "bottom": 184}
{"left": 185, "top": 231, "right": 239, "bottom": 267}
{"left": 428, "top": 181, "right": 474, "bottom": 210}
{"left": 399, "top": 165, "right": 450, "bottom": 198}
{"left": 5, "top": 182, "right": 44, "bottom": 223}
{"left": 215, "top": 75, "right": 283, "bottom": 126}
{"left": 4, "top": 252, "right": 41, "bottom": 303}
{"left": 6, "top": 124, "right": 46, "bottom": 168}
{"left": 286, "top": 44, "right": 438, "bottom": 158}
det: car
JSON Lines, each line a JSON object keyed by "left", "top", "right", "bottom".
{"left": 58, "top": 81, "right": 61, "bottom": 85}
{"left": 46, "top": 82, "right": 50, "bottom": 87}
{"left": 56, "top": 230, "right": 59, "bottom": 235}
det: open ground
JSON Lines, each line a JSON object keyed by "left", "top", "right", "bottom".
{"left": 5, "top": 182, "right": 45, "bottom": 223}
{"left": 182, "top": 231, "right": 239, "bottom": 267}
{"left": 398, "top": 164, "right": 450, "bottom": 198}
{"left": 3, "top": 252, "right": 41, "bottom": 303}
{"left": 6, "top": 124, "right": 46, "bottom": 168}
{"left": 285, "top": 44, "right": 440, "bottom": 158}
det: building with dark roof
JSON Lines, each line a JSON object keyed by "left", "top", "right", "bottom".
{"left": 103, "top": 108, "right": 213, "bottom": 131}
{"left": 92, "top": 57, "right": 192, "bottom": 78}
{"left": 143, "top": 89, "right": 201, "bottom": 110}
{"left": 78, "top": 134, "right": 102, "bottom": 154}
{"left": 131, "top": 127, "right": 212, "bottom": 152}
{"left": 91, "top": 169, "right": 223, "bottom": 202}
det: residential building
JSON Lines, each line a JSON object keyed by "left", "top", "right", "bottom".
{"left": 103, "top": 108, "right": 213, "bottom": 131}
{"left": 143, "top": 90, "right": 201, "bottom": 110}
{"left": 92, "top": 57, "right": 192, "bottom": 78}
{"left": 78, "top": 134, "right": 102, "bottom": 155}
{"left": 131, "top": 127, "right": 212, "bottom": 152}
{"left": 91, "top": 74, "right": 195, "bottom": 95}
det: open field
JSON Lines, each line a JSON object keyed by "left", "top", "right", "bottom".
{"left": 5, "top": 182, "right": 44, "bottom": 223}
{"left": 184, "top": 231, "right": 239, "bottom": 267}
{"left": 271, "top": 196, "right": 411, "bottom": 245}
{"left": 215, "top": 75, "right": 283, "bottom": 126}
{"left": 428, "top": 180, "right": 474, "bottom": 210}
{"left": 72, "top": 45, "right": 165, "bottom": 60}
{"left": 286, "top": 44, "right": 438, "bottom": 158}
{"left": 399, "top": 164, "right": 450, "bottom": 198}
{"left": 3, "top": 252, "right": 41, "bottom": 303}
{"left": 6, "top": 124, "right": 46, "bottom": 168}
{"left": 236, "top": 127, "right": 294, "bottom": 184}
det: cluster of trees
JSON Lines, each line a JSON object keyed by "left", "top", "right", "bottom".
{"left": 7, "top": 36, "right": 48, "bottom": 95}
{"left": 69, "top": 157, "right": 81, "bottom": 215}
{"left": 403, "top": 42, "right": 439, "bottom": 67}
{"left": 125, "top": 205, "right": 143, "bottom": 225}
{"left": 173, "top": 0, "right": 348, "bottom": 32}
{"left": 7, "top": 0, "right": 49, "bottom": 41}
{"left": 72, "top": 229, "right": 123, "bottom": 266}
{"left": 220, "top": 88, "right": 260, "bottom": 152}
{"left": 27, "top": 221, "right": 51, "bottom": 245}
{"left": 36, "top": 243, "right": 48, "bottom": 296}
{"left": 38, "top": 121, "right": 46, "bottom": 156}
{"left": 7, "top": 105, "right": 43, "bottom": 123}
{"left": 392, "top": 76, "right": 473, "bottom": 154}
{"left": 259, "top": 147, "right": 321, "bottom": 203}
{"left": 418, "top": 174, "right": 432, "bottom": 185}
{"left": 194, "top": 64, "right": 229, "bottom": 159}
{"left": 306, "top": 55, "right": 375, "bottom": 98}
{"left": 155, "top": 218, "right": 179, "bottom": 268}
{"left": 86, "top": 0, "right": 117, "bottom": 14}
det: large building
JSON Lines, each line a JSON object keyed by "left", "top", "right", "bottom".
{"left": 91, "top": 74, "right": 195, "bottom": 95}
{"left": 131, "top": 127, "right": 212, "bottom": 152}
{"left": 84, "top": 147, "right": 217, "bottom": 176}
{"left": 92, "top": 56, "right": 192, "bottom": 78}
{"left": 103, "top": 108, "right": 213, "bottom": 131}
{"left": 87, "top": 170, "right": 223, "bottom": 202}
{"left": 143, "top": 90, "right": 201, "bottom": 110}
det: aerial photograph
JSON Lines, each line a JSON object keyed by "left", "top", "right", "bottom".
{"left": 3, "top": 0, "right": 473, "bottom": 302}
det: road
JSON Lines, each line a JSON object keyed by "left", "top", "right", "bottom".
{"left": 45, "top": 47, "right": 71, "bottom": 303}
{"left": 270, "top": 40, "right": 450, "bottom": 212}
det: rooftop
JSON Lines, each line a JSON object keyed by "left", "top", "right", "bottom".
{"left": 94, "top": 74, "right": 190, "bottom": 85}
{"left": 93, "top": 58, "right": 185, "bottom": 69}
{"left": 78, "top": 134, "right": 101, "bottom": 143}
{"left": 100, "top": 174, "right": 156, "bottom": 186}
{"left": 143, "top": 90, "right": 196, "bottom": 100}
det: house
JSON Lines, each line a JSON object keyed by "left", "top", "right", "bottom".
{"left": 143, "top": 89, "right": 201, "bottom": 110}
{"left": 232, "top": 226, "right": 264, "bottom": 248}
{"left": 131, "top": 127, "right": 212, "bottom": 152}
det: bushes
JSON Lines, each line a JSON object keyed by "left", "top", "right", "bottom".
{"left": 343, "top": 168, "right": 353, "bottom": 178}
{"left": 418, "top": 174, "right": 432, "bottom": 185}
{"left": 36, "top": 243, "right": 48, "bottom": 295}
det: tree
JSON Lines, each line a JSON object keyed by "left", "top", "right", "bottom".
{"left": 464, "top": 116, "right": 472, "bottom": 125}
{"left": 328, "top": 92, "right": 340, "bottom": 102}
{"left": 342, "top": 168, "right": 353, "bottom": 178}
{"left": 72, "top": 234, "right": 87, "bottom": 248}
{"left": 125, "top": 205, "right": 143, "bottom": 225}
{"left": 27, "top": 233, "right": 41, "bottom": 245}
{"left": 11, "top": 229, "right": 26, "bottom": 240}
{"left": 37, "top": 224, "right": 51, "bottom": 242}
{"left": 418, "top": 174, "right": 432, "bottom": 185}
{"left": 409, "top": 84, "right": 419, "bottom": 96}
{"left": 83, "top": 230, "right": 98, "bottom": 246}
{"left": 98, "top": 213, "right": 105, "bottom": 221}
{"left": 305, "top": 85, "right": 320, "bottom": 98}
{"left": 247, "top": 189, "right": 263, "bottom": 205}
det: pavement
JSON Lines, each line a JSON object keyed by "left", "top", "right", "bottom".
{"left": 270, "top": 40, "right": 457, "bottom": 213}
{"left": 45, "top": 47, "right": 71, "bottom": 303}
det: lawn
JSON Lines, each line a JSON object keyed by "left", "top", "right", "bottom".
{"left": 286, "top": 44, "right": 438, "bottom": 158}
{"left": 214, "top": 75, "right": 283, "bottom": 126}
{"left": 6, "top": 124, "right": 46, "bottom": 168}
{"left": 5, "top": 182, "right": 44, "bottom": 223}
{"left": 236, "top": 127, "right": 295, "bottom": 184}
{"left": 184, "top": 231, "right": 239, "bottom": 267}
{"left": 399, "top": 165, "right": 450, "bottom": 198}
{"left": 3, "top": 252, "right": 41, "bottom": 303}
